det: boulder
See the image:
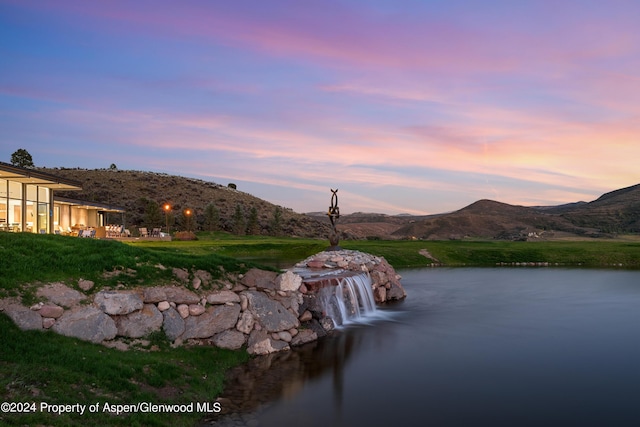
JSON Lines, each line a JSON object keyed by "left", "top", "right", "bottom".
{"left": 94, "top": 291, "right": 144, "bottom": 315}
{"left": 143, "top": 286, "right": 200, "bottom": 304}
{"left": 177, "top": 304, "right": 190, "bottom": 318}
{"left": 244, "top": 291, "right": 299, "bottom": 333}
{"left": 236, "top": 311, "right": 255, "bottom": 334}
{"left": 240, "top": 268, "right": 278, "bottom": 290}
{"left": 162, "top": 307, "right": 185, "bottom": 341}
{"left": 275, "top": 271, "right": 302, "bottom": 292}
{"left": 38, "top": 304, "right": 64, "bottom": 319}
{"left": 182, "top": 304, "right": 241, "bottom": 340}
{"left": 157, "top": 301, "right": 171, "bottom": 311}
{"left": 206, "top": 290, "right": 241, "bottom": 305}
{"left": 188, "top": 304, "right": 206, "bottom": 316}
{"left": 172, "top": 267, "right": 189, "bottom": 282}
{"left": 247, "top": 329, "right": 289, "bottom": 355}
{"left": 36, "top": 282, "right": 86, "bottom": 307}
{"left": 114, "top": 304, "right": 163, "bottom": 338}
{"left": 291, "top": 329, "right": 318, "bottom": 346}
{"left": 78, "top": 279, "right": 95, "bottom": 291}
{"left": 42, "top": 317, "right": 56, "bottom": 329}
{"left": 52, "top": 306, "right": 117, "bottom": 343}
{"left": 3, "top": 303, "right": 42, "bottom": 331}
{"left": 212, "top": 329, "right": 246, "bottom": 350}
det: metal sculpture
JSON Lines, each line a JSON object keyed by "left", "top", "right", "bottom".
{"left": 327, "top": 188, "right": 341, "bottom": 250}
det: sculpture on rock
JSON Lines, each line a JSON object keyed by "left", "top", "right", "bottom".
{"left": 327, "top": 188, "right": 341, "bottom": 250}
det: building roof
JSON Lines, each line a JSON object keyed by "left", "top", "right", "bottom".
{"left": 0, "top": 161, "right": 83, "bottom": 190}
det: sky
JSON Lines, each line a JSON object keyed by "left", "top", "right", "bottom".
{"left": 1, "top": 0, "right": 639, "bottom": 215}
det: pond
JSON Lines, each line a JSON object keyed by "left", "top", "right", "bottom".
{"left": 204, "top": 268, "right": 640, "bottom": 426}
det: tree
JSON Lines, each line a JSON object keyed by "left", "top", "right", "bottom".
{"left": 270, "top": 206, "right": 283, "bottom": 236}
{"left": 232, "top": 203, "right": 245, "bottom": 235}
{"left": 143, "top": 200, "right": 163, "bottom": 228}
{"left": 246, "top": 206, "right": 260, "bottom": 235}
{"left": 204, "top": 203, "right": 219, "bottom": 232}
{"left": 10, "top": 148, "right": 34, "bottom": 168}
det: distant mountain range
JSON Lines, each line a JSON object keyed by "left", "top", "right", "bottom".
{"left": 328, "top": 183, "right": 640, "bottom": 240}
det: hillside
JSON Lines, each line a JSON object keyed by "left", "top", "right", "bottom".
{"left": 40, "top": 168, "right": 331, "bottom": 238}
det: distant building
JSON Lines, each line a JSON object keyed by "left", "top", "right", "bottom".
{"left": 0, "top": 161, "right": 124, "bottom": 234}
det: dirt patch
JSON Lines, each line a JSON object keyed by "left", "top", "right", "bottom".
{"left": 419, "top": 249, "right": 440, "bottom": 263}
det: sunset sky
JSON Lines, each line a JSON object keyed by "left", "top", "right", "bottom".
{"left": 1, "top": 1, "right": 639, "bottom": 215}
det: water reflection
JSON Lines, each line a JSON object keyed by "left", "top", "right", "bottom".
{"left": 202, "top": 306, "right": 402, "bottom": 426}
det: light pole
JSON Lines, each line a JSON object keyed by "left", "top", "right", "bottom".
{"left": 184, "top": 208, "right": 192, "bottom": 232}
{"left": 164, "top": 203, "right": 171, "bottom": 234}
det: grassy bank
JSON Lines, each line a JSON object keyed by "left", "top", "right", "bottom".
{"left": 0, "top": 232, "right": 255, "bottom": 426}
{"left": 0, "top": 314, "right": 248, "bottom": 426}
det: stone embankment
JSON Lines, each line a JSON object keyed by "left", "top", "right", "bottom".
{"left": 0, "top": 250, "right": 405, "bottom": 355}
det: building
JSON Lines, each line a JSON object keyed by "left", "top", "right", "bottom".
{"left": 0, "top": 161, "right": 124, "bottom": 234}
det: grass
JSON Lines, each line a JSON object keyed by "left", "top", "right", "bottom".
{"left": 131, "top": 232, "right": 640, "bottom": 269}
{"left": 0, "top": 314, "right": 248, "bottom": 426}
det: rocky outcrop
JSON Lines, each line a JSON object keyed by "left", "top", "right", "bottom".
{"left": 1, "top": 250, "right": 405, "bottom": 355}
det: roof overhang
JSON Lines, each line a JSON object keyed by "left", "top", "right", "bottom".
{"left": 54, "top": 196, "right": 125, "bottom": 213}
{"left": 0, "top": 162, "right": 82, "bottom": 190}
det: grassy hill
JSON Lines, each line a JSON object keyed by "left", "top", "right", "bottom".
{"left": 40, "top": 167, "right": 331, "bottom": 238}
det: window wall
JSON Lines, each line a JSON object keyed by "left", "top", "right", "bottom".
{"left": 0, "top": 179, "right": 50, "bottom": 233}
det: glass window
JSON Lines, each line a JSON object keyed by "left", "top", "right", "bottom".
{"left": 8, "top": 181, "right": 22, "bottom": 199}
{"left": 38, "top": 202, "right": 48, "bottom": 233}
{"left": 26, "top": 184, "right": 37, "bottom": 201}
{"left": 0, "top": 179, "right": 7, "bottom": 198}
{"left": 39, "top": 186, "right": 49, "bottom": 203}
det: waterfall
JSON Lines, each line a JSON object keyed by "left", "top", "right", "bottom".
{"left": 319, "top": 273, "right": 377, "bottom": 327}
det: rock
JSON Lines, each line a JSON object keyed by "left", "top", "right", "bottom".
{"left": 192, "top": 277, "right": 202, "bottom": 290}
{"left": 162, "top": 307, "right": 185, "bottom": 341}
{"left": 247, "top": 329, "right": 289, "bottom": 355}
{"left": 3, "top": 303, "right": 43, "bottom": 331}
{"left": 78, "top": 279, "right": 94, "bottom": 291}
{"left": 207, "top": 291, "right": 241, "bottom": 305}
{"left": 194, "top": 269, "right": 212, "bottom": 285}
{"left": 114, "top": 304, "right": 163, "bottom": 338}
{"left": 188, "top": 304, "right": 206, "bottom": 316}
{"left": 374, "top": 287, "right": 387, "bottom": 303}
{"left": 387, "top": 281, "right": 406, "bottom": 300}
{"left": 306, "top": 260, "right": 325, "bottom": 269}
{"left": 212, "top": 330, "right": 246, "bottom": 350}
{"left": 143, "top": 286, "right": 200, "bottom": 304}
{"left": 157, "top": 301, "right": 171, "bottom": 311}
{"left": 244, "top": 291, "right": 299, "bottom": 333}
{"left": 94, "top": 291, "right": 144, "bottom": 315}
{"left": 299, "top": 310, "right": 313, "bottom": 322}
{"left": 42, "top": 317, "right": 56, "bottom": 329}
{"left": 182, "top": 304, "right": 241, "bottom": 340}
{"left": 177, "top": 304, "right": 190, "bottom": 318}
{"left": 52, "top": 306, "right": 117, "bottom": 343}
{"left": 240, "top": 268, "right": 278, "bottom": 290}
{"left": 291, "top": 329, "right": 318, "bottom": 346}
{"left": 240, "top": 293, "right": 248, "bottom": 311}
{"left": 275, "top": 271, "right": 302, "bottom": 292}
{"left": 277, "top": 331, "right": 292, "bottom": 342}
{"left": 36, "top": 282, "right": 86, "bottom": 307}
{"left": 320, "top": 317, "right": 335, "bottom": 332}
{"left": 172, "top": 267, "right": 189, "bottom": 282}
{"left": 38, "top": 304, "right": 64, "bottom": 319}
{"left": 236, "top": 311, "right": 255, "bottom": 334}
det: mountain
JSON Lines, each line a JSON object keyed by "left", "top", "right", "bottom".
{"left": 40, "top": 168, "right": 331, "bottom": 238}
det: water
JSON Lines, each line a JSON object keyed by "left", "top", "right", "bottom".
{"left": 317, "top": 274, "right": 378, "bottom": 326}
{"left": 206, "top": 268, "right": 640, "bottom": 427}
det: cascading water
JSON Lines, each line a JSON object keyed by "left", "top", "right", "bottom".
{"left": 317, "top": 272, "right": 377, "bottom": 327}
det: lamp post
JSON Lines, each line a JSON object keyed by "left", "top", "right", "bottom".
{"left": 163, "top": 203, "right": 171, "bottom": 234}
{"left": 184, "top": 208, "right": 192, "bottom": 232}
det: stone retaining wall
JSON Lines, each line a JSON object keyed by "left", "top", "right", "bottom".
{"left": 0, "top": 250, "right": 406, "bottom": 355}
